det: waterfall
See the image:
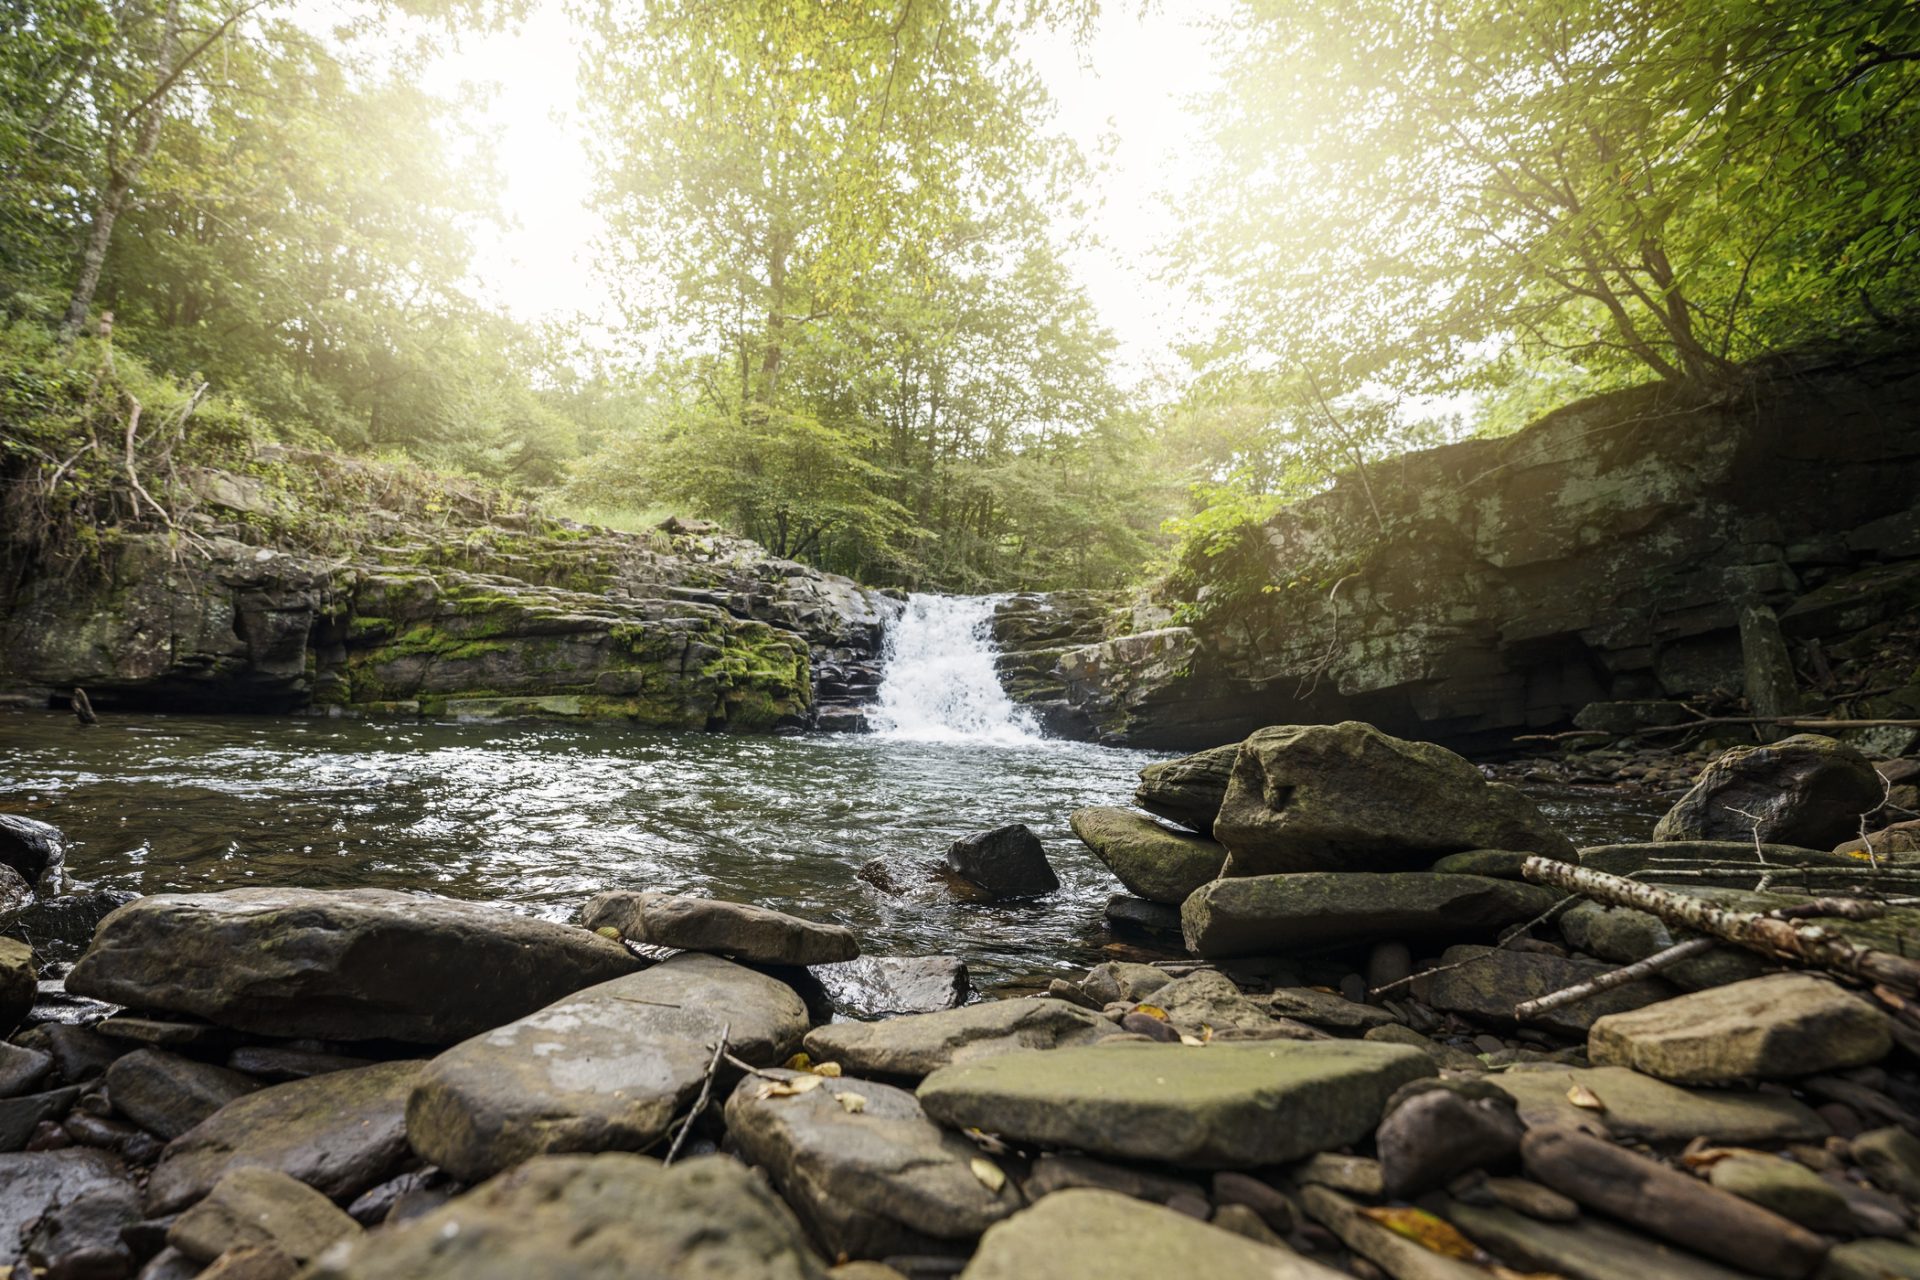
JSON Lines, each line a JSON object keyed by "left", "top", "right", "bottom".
{"left": 868, "top": 594, "right": 1043, "bottom": 745}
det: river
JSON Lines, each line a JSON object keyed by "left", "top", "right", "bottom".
{"left": 0, "top": 595, "right": 1667, "bottom": 986}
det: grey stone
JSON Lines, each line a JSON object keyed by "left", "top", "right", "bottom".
{"left": 1295, "top": 1153, "right": 1384, "bottom": 1196}
{"left": 579, "top": 890, "right": 858, "bottom": 966}
{"left": 0, "top": 1085, "right": 77, "bottom": 1152}
{"left": 813, "top": 956, "right": 968, "bottom": 1018}
{"left": 0, "top": 813, "right": 65, "bottom": 889}
{"left": 1477, "top": 1177, "right": 1579, "bottom": 1222}
{"left": 1573, "top": 701, "right": 1694, "bottom": 735}
{"left": 1850, "top": 1125, "right": 1920, "bottom": 1201}
{"left": 1559, "top": 899, "right": 1769, "bottom": 989}
{"left": 168, "top": 1167, "right": 361, "bottom": 1263}
{"left": 1299, "top": 1184, "right": 1488, "bottom": 1280}
{"left": 0, "top": 865, "right": 29, "bottom": 931}
{"left": 407, "top": 952, "right": 806, "bottom": 1183}
{"left": 1212, "top": 723, "right": 1577, "bottom": 875}
{"left": 1428, "top": 848, "right": 1556, "bottom": 879}
{"left": 105, "top": 1049, "right": 263, "bottom": 1140}
{"left": 918, "top": 1039, "right": 1433, "bottom": 1170}
{"left": 225, "top": 1047, "right": 371, "bottom": 1082}
{"left": 959, "top": 1188, "right": 1343, "bottom": 1280}
{"left": 1183, "top": 873, "right": 1562, "bottom": 959}
{"left": 1, "top": 936, "right": 35, "bottom": 1034}
{"left": 1446, "top": 1199, "right": 1761, "bottom": 1280}
{"left": 301, "top": 1154, "right": 827, "bottom": 1280}
{"left": 0, "top": 1040, "right": 53, "bottom": 1098}
{"left": 802, "top": 998, "right": 1116, "bottom": 1081}
{"left": 1077, "top": 962, "right": 1171, "bottom": 1007}
{"left": 1022, "top": 1153, "right": 1202, "bottom": 1206}
{"left": 1104, "top": 894, "right": 1182, "bottom": 935}
{"left": 723, "top": 1069, "right": 1020, "bottom": 1258}
{"left": 1654, "top": 734, "right": 1885, "bottom": 848}
{"left": 1069, "top": 807, "right": 1224, "bottom": 905}
{"left": 1413, "top": 945, "right": 1678, "bottom": 1034}
{"left": 1152, "top": 969, "right": 1311, "bottom": 1038}
{"left": 47, "top": 1024, "right": 131, "bottom": 1082}
{"left": 67, "top": 888, "right": 639, "bottom": 1043}
{"left": 1363, "top": 1024, "right": 1483, "bottom": 1071}
{"left": 23, "top": 1178, "right": 140, "bottom": 1276}
{"left": 1487, "top": 1066, "right": 1829, "bottom": 1145}
{"left": 1377, "top": 1080, "right": 1525, "bottom": 1198}
{"left": 145, "top": 1060, "right": 423, "bottom": 1214}
{"left": 1266, "top": 986, "right": 1395, "bottom": 1030}
{"left": 944, "top": 825, "right": 1059, "bottom": 898}
{"left": 0, "top": 1149, "right": 130, "bottom": 1264}
{"left": 1134, "top": 743, "right": 1239, "bottom": 833}
{"left": 1589, "top": 973, "right": 1891, "bottom": 1083}
{"left": 1708, "top": 1153, "right": 1855, "bottom": 1234}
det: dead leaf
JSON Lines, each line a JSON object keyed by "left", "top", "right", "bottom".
{"left": 1566, "top": 1082, "right": 1607, "bottom": 1112}
{"left": 811, "top": 1061, "right": 843, "bottom": 1078}
{"left": 1178, "top": 1033, "right": 1205, "bottom": 1046}
{"left": 1359, "top": 1206, "right": 1480, "bottom": 1260}
{"left": 783, "top": 1052, "right": 813, "bottom": 1071}
{"left": 836, "top": 1091, "right": 867, "bottom": 1114}
{"left": 970, "top": 1157, "right": 1007, "bottom": 1193}
{"left": 1133, "top": 1004, "right": 1169, "bottom": 1021}
{"left": 758, "top": 1074, "right": 826, "bottom": 1100}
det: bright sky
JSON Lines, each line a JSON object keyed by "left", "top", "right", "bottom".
{"left": 407, "top": 1, "right": 1229, "bottom": 385}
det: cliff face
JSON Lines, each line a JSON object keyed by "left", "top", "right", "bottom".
{"left": 1039, "top": 344, "right": 1920, "bottom": 752}
{"left": 0, "top": 463, "right": 897, "bottom": 730}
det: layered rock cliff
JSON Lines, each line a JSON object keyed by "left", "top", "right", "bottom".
{"left": 1019, "top": 343, "right": 1920, "bottom": 752}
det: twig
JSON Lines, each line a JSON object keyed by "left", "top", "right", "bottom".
{"left": 663, "top": 1022, "right": 727, "bottom": 1167}
{"left": 722, "top": 1050, "right": 785, "bottom": 1081}
{"left": 1514, "top": 937, "right": 1718, "bottom": 1020}
{"left": 1369, "top": 894, "right": 1579, "bottom": 998}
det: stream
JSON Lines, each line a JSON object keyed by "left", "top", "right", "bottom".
{"left": 0, "top": 595, "right": 1668, "bottom": 984}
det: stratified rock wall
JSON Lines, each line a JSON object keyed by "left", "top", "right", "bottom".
{"left": 1045, "top": 344, "right": 1920, "bottom": 750}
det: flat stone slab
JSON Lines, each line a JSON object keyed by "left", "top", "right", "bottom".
{"left": 803, "top": 998, "right": 1118, "bottom": 1081}
{"left": 1485, "top": 1066, "right": 1829, "bottom": 1146}
{"left": 960, "top": 1188, "right": 1344, "bottom": 1279}
{"left": 812, "top": 956, "right": 969, "bottom": 1019}
{"left": 918, "top": 1039, "right": 1434, "bottom": 1170}
{"left": 1413, "top": 945, "right": 1678, "bottom": 1034}
{"left": 105, "top": 1048, "right": 262, "bottom": 1140}
{"left": 1069, "top": 807, "right": 1225, "bottom": 905}
{"left": 1183, "top": 874, "right": 1561, "bottom": 959}
{"left": 301, "top": 1154, "right": 827, "bottom": 1280}
{"left": 67, "top": 888, "right": 639, "bottom": 1043}
{"left": 723, "top": 1069, "right": 1020, "bottom": 1258}
{"left": 168, "top": 1167, "right": 361, "bottom": 1264}
{"left": 407, "top": 952, "right": 807, "bottom": 1183}
{"left": 580, "top": 891, "right": 857, "bottom": 966}
{"left": 1134, "top": 743, "right": 1238, "bottom": 834}
{"left": 146, "top": 1060, "right": 424, "bottom": 1214}
{"left": 1589, "top": 972, "right": 1891, "bottom": 1083}
{"left": 1446, "top": 1199, "right": 1759, "bottom": 1280}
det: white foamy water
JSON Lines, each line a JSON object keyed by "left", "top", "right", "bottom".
{"left": 868, "top": 594, "right": 1044, "bottom": 745}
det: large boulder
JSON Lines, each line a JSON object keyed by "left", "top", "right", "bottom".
{"left": 802, "top": 998, "right": 1117, "bottom": 1081}
{"left": 302, "top": 1154, "right": 827, "bottom": 1280}
{"left": 1653, "top": 734, "right": 1885, "bottom": 848}
{"left": 1069, "top": 807, "right": 1225, "bottom": 905}
{"left": 1134, "top": 744, "right": 1239, "bottom": 833}
{"left": 1588, "top": 973, "right": 1892, "bottom": 1083}
{"left": 66, "top": 888, "right": 639, "bottom": 1043}
{"left": 917, "top": 1039, "right": 1434, "bottom": 1169}
{"left": 0, "top": 814, "right": 64, "bottom": 890}
{"left": 1181, "top": 873, "right": 1561, "bottom": 959}
{"left": 579, "top": 891, "right": 857, "bottom": 966}
{"left": 406, "top": 952, "right": 807, "bottom": 1183}
{"left": 944, "top": 825, "right": 1059, "bottom": 898}
{"left": 1211, "top": 723, "right": 1576, "bottom": 874}
{"left": 723, "top": 1069, "right": 1021, "bottom": 1258}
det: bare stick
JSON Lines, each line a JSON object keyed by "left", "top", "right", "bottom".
{"left": 1514, "top": 936, "right": 1718, "bottom": 1020}
{"left": 1369, "top": 894, "right": 1579, "bottom": 998}
{"left": 663, "top": 1022, "right": 728, "bottom": 1167}
{"left": 1521, "top": 857, "right": 1920, "bottom": 994}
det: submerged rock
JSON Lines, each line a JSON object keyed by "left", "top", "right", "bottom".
{"left": 303, "top": 1154, "right": 827, "bottom": 1280}
{"left": 1653, "top": 734, "right": 1885, "bottom": 848}
{"left": 407, "top": 952, "right": 806, "bottom": 1183}
{"left": 1133, "top": 744, "right": 1239, "bottom": 833}
{"left": 1182, "top": 873, "right": 1560, "bottom": 959}
{"left": 579, "top": 890, "right": 858, "bottom": 966}
{"left": 66, "top": 887, "right": 639, "bottom": 1043}
{"left": 917, "top": 1039, "right": 1433, "bottom": 1169}
{"left": 944, "top": 825, "right": 1059, "bottom": 898}
{"left": 801, "top": 998, "right": 1117, "bottom": 1081}
{"left": 1587, "top": 972, "right": 1891, "bottom": 1083}
{"left": 0, "top": 813, "right": 65, "bottom": 890}
{"left": 1069, "top": 807, "right": 1225, "bottom": 905}
{"left": 1211, "top": 723, "right": 1577, "bottom": 875}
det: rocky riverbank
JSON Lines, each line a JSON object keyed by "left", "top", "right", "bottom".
{"left": 6, "top": 719, "right": 1920, "bottom": 1278}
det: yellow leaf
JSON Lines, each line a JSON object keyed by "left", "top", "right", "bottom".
{"left": 758, "top": 1074, "right": 826, "bottom": 1100}
{"left": 1567, "top": 1083, "right": 1607, "bottom": 1112}
{"left": 1133, "top": 1004, "right": 1169, "bottom": 1021}
{"left": 783, "top": 1052, "right": 813, "bottom": 1071}
{"left": 1359, "top": 1207, "right": 1480, "bottom": 1260}
{"left": 594, "top": 926, "right": 621, "bottom": 939}
{"left": 837, "top": 1091, "right": 867, "bottom": 1114}
{"left": 811, "top": 1061, "right": 843, "bottom": 1078}
{"left": 970, "top": 1157, "right": 1007, "bottom": 1193}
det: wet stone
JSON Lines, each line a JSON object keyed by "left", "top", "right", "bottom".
{"left": 803, "top": 998, "right": 1118, "bottom": 1081}
{"left": 813, "top": 956, "right": 968, "bottom": 1018}
{"left": 0, "top": 1040, "right": 54, "bottom": 1098}
{"left": 105, "top": 1049, "right": 262, "bottom": 1141}
{"left": 1069, "top": 807, "right": 1225, "bottom": 905}
{"left": 943, "top": 825, "right": 1059, "bottom": 899}
{"left": 2, "top": 936, "right": 37, "bottom": 1034}
{"left": 0, "top": 1149, "right": 131, "bottom": 1267}
{"left": 580, "top": 890, "right": 859, "bottom": 966}
{"left": 1, "top": 1086, "right": 78, "bottom": 1152}
{"left": 1183, "top": 874, "right": 1561, "bottom": 960}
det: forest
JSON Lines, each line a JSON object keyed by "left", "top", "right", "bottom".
{"left": 2, "top": 0, "right": 1916, "bottom": 593}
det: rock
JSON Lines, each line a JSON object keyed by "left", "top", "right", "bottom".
{"left": 723, "top": 1069, "right": 1020, "bottom": 1258}
{"left": 0, "top": 1040, "right": 53, "bottom": 1097}
{"left": 813, "top": 956, "right": 968, "bottom": 1018}
{"left": 1210, "top": 1203, "right": 1287, "bottom": 1249}
{"left": 104, "top": 1050, "right": 263, "bottom": 1141}
{"left": 47, "top": 1025, "right": 132, "bottom": 1082}
{"left": 0, "top": 1149, "right": 130, "bottom": 1264}
{"left": 1077, "top": 962, "right": 1171, "bottom": 1007}
{"left": 1708, "top": 1153, "right": 1855, "bottom": 1234}
{"left": 802, "top": 998, "right": 1116, "bottom": 1081}
{"left": 140, "top": 1246, "right": 201, "bottom": 1280}
{"left": 23, "top": 1179, "right": 141, "bottom": 1278}
{"left": 224, "top": 1047, "right": 371, "bottom": 1082}
{"left": 1212, "top": 1171, "right": 1296, "bottom": 1233}
{"left": 1653, "top": 735, "right": 1885, "bottom": 848}
{"left": 1589, "top": 973, "right": 1891, "bottom": 1083}
{"left": 1413, "top": 945, "right": 1678, "bottom": 1034}
{"left": 1488, "top": 1065, "right": 1829, "bottom": 1145}
{"left": 1103, "top": 894, "right": 1181, "bottom": 935}
{"left": 1023, "top": 1152, "right": 1202, "bottom": 1206}
{"left": 1295, "top": 1152, "right": 1385, "bottom": 1196}
{"left": 1134, "top": 744, "right": 1239, "bottom": 833}
{"left": 301, "top": 1153, "right": 827, "bottom": 1279}
{"left": 11, "top": 889, "right": 138, "bottom": 962}
{"left": 943, "top": 825, "right": 1058, "bottom": 898}
{"left": 0, "top": 813, "right": 65, "bottom": 889}
{"left": 1, "top": 1086, "right": 77, "bottom": 1151}
{"left": 1836, "top": 818, "right": 1920, "bottom": 860}
{"left": 2, "top": 936, "right": 36, "bottom": 1033}
{"left": 1474, "top": 1176, "right": 1579, "bottom": 1221}
{"left": 1150, "top": 970, "right": 1310, "bottom": 1038}
{"left": 1742, "top": 605, "right": 1808, "bottom": 722}
{"left": 1266, "top": 987, "right": 1395, "bottom": 1030}
{"left": 1428, "top": 848, "right": 1544, "bottom": 878}
{"left": 1573, "top": 700, "right": 1695, "bottom": 735}
{"left": 145, "top": 1060, "right": 422, "bottom": 1214}
{"left": 407, "top": 952, "right": 806, "bottom": 1183}
{"left": 0, "top": 865, "right": 30, "bottom": 930}
{"left": 1850, "top": 1125, "right": 1920, "bottom": 1200}
{"left": 1376, "top": 1080, "right": 1525, "bottom": 1198}
{"left": 168, "top": 1167, "right": 361, "bottom": 1264}
{"left": 1446, "top": 1199, "right": 1762, "bottom": 1280}
{"left": 1068, "top": 808, "right": 1225, "bottom": 905}
{"left": 918, "top": 1039, "right": 1433, "bottom": 1169}
{"left": 1521, "top": 1126, "right": 1828, "bottom": 1279}
{"left": 1182, "top": 873, "right": 1561, "bottom": 959}
{"left": 579, "top": 891, "right": 858, "bottom": 966}
{"left": 198, "top": 1245, "right": 298, "bottom": 1280}
{"left": 1211, "top": 723, "right": 1577, "bottom": 875}
{"left": 97, "top": 1015, "right": 237, "bottom": 1050}
{"left": 959, "top": 1188, "right": 1342, "bottom": 1280}
{"left": 1299, "top": 1184, "right": 1487, "bottom": 1280}
{"left": 1363, "top": 1024, "right": 1483, "bottom": 1071}
{"left": 1558, "top": 899, "right": 1769, "bottom": 990}
{"left": 1821, "top": 1239, "right": 1920, "bottom": 1280}
{"left": 66, "top": 888, "right": 639, "bottom": 1043}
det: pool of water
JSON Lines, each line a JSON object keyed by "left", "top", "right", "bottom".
{"left": 0, "top": 712, "right": 1669, "bottom": 984}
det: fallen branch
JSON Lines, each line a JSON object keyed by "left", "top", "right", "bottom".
{"left": 1369, "top": 895, "right": 1580, "bottom": 998}
{"left": 1520, "top": 857, "right": 1920, "bottom": 995}
{"left": 1517, "top": 713, "right": 1920, "bottom": 745}
{"left": 663, "top": 1022, "right": 728, "bottom": 1167}
{"left": 1514, "top": 936, "right": 1719, "bottom": 1020}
